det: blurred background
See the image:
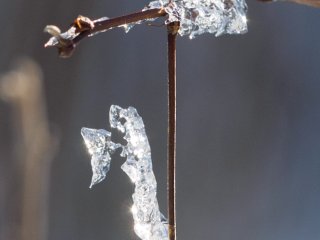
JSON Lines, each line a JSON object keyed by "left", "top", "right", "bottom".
{"left": 0, "top": 0, "right": 320, "bottom": 240}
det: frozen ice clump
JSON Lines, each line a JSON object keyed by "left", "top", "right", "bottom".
{"left": 110, "top": 105, "right": 168, "bottom": 240}
{"left": 81, "top": 105, "right": 168, "bottom": 240}
{"left": 145, "top": 0, "right": 248, "bottom": 38}
{"left": 81, "top": 128, "right": 121, "bottom": 188}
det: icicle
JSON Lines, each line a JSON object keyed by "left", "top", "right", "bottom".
{"left": 110, "top": 105, "right": 168, "bottom": 240}
{"left": 81, "top": 105, "right": 168, "bottom": 240}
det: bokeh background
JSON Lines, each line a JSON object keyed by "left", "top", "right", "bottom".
{"left": 0, "top": 1, "right": 320, "bottom": 240}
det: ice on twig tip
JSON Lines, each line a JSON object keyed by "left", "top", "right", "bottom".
{"left": 81, "top": 105, "right": 168, "bottom": 240}
{"left": 44, "top": 25, "right": 77, "bottom": 57}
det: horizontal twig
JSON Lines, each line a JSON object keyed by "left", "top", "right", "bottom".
{"left": 44, "top": 8, "right": 167, "bottom": 57}
{"left": 74, "top": 8, "right": 167, "bottom": 44}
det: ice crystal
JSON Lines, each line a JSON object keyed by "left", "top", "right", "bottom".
{"left": 145, "top": 0, "right": 248, "bottom": 38}
{"left": 81, "top": 105, "right": 168, "bottom": 240}
{"left": 81, "top": 128, "right": 120, "bottom": 188}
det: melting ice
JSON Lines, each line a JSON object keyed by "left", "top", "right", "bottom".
{"left": 145, "top": 0, "right": 248, "bottom": 38}
{"left": 81, "top": 105, "right": 168, "bottom": 240}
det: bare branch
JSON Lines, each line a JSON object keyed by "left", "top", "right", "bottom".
{"left": 44, "top": 8, "right": 167, "bottom": 58}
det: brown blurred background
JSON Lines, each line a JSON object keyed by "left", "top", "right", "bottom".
{"left": 0, "top": 0, "right": 320, "bottom": 240}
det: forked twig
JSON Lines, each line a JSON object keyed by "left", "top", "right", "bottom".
{"left": 43, "top": 1, "right": 318, "bottom": 239}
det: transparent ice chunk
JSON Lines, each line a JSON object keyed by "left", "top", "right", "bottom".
{"left": 81, "top": 106, "right": 168, "bottom": 240}
{"left": 145, "top": 0, "right": 248, "bottom": 38}
{"left": 81, "top": 127, "right": 120, "bottom": 188}
{"left": 110, "top": 105, "right": 168, "bottom": 240}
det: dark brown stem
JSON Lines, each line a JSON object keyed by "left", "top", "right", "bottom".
{"left": 45, "top": 8, "right": 167, "bottom": 57}
{"left": 167, "top": 22, "right": 179, "bottom": 240}
{"left": 74, "top": 8, "right": 167, "bottom": 43}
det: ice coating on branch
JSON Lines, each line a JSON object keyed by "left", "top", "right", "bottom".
{"left": 145, "top": 0, "right": 248, "bottom": 38}
{"left": 88, "top": 17, "right": 111, "bottom": 36}
{"left": 81, "top": 128, "right": 120, "bottom": 188}
{"left": 81, "top": 105, "right": 168, "bottom": 240}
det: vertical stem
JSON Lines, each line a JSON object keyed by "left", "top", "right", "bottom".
{"left": 167, "top": 22, "right": 179, "bottom": 240}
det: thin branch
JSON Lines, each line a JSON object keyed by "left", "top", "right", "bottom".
{"left": 44, "top": 8, "right": 167, "bottom": 57}
{"left": 167, "top": 21, "right": 179, "bottom": 240}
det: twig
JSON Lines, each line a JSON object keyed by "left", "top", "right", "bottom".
{"left": 167, "top": 21, "right": 179, "bottom": 240}
{"left": 44, "top": 8, "right": 167, "bottom": 57}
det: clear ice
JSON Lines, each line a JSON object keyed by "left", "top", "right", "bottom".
{"left": 145, "top": 0, "right": 248, "bottom": 38}
{"left": 81, "top": 128, "right": 121, "bottom": 188}
{"left": 81, "top": 105, "right": 168, "bottom": 240}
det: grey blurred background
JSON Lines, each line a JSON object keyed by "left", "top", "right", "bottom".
{"left": 0, "top": 0, "right": 320, "bottom": 240}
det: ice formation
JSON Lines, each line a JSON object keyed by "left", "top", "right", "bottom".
{"left": 81, "top": 128, "right": 121, "bottom": 188}
{"left": 145, "top": 0, "right": 248, "bottom": 38}
{"left": 44, "top": 0, "right": 247, "bottom": 53}
{"left": 81, "top": 105, "right": 168, "bottom": 240}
